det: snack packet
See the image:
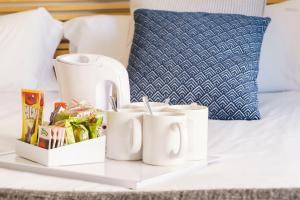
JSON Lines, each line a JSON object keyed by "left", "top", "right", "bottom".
{"left": 86, "top": 115, "right": 103, "bottom": 139}
{"left": 21, "top": 89, "right": 44, "bottom": 144}
{"left": 49, "top": 102, "right": 67, "bottom": 125}
{"left": 73, "top": 124, "right": 89, "bottom": 142}
{"left": 37, "top": 126, "right": 52, "bottom": 149}
{"left": 51, "top": 102, "right": 104, "bottom": 144}
{"left": 54, "top": 102, "right": 67, "bottom": 110}
{"left": 64, "top": 120, "right": 76, "bottom": 145}
{"left": 38, "top": 125, "right": 66, "bottom": 149}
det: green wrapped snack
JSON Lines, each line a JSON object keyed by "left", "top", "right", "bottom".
{"left": 69, "top": 116, "right": 88, "bottom": 124}
{"left": 73, "top": 124, "right": 89, "bottom": 142}
{"left": 53, "top": 110, "right": 70, "bottom": 123}
{"left": 86, "top": 115, "right": 103, "bottom": 139}
{"left": 65, "top": 120, "right": 76, "bottom": 144}
{"left": 51, "top": 102, "right": 105, "bottom": 144}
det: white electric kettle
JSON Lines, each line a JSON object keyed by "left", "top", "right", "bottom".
{"left": 54, "top": 54, "right": 130, "bottom": 109}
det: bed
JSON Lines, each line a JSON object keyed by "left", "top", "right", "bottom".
{"left": 0, "top": 90, "right": 300, "bottom": 198}
{"left": 1, "top": 0, "right": 300, "bottom": 199}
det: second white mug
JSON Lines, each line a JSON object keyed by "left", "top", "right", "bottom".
{"left": 164, "top": 104, "right": 208, "bottom": 161}
{"left": 143, "top": 112, "right": 188, "bottom": 166}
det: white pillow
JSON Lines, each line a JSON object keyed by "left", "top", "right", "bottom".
{"left": 64, "top": 1, "right": 266, "bottom": 68}
{"left": 258, "top": 0, "right": 300, "bottom": 92}
{"left": 64, "top": 15, "right": 131, "bottom": 67}
{"left": 130, "top": 0, "right": 266, "bottom": 16}
{"left": 0, "top": 8, "right": 63, "bottom": 91}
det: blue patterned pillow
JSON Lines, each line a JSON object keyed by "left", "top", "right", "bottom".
{"left": 127, "top": 9, "right": 270, "bottom": 120}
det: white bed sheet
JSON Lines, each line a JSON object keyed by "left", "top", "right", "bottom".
{"left": 0, "top": 91, "right": 299, "bottom": 191}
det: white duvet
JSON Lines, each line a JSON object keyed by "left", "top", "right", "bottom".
{"left": 0, "top": 91, "right": 299, "bottom": 191}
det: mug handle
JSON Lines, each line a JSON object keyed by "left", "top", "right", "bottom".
{"left": 129, "top": 118, "right": 142, "bottom": 154}
{"left": 171, "top": 122, "right": 187, "bottom": 158}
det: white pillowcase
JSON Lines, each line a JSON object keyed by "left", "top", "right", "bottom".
{"left": 130, "top": 0, "right": 266, "bottom": 16}
{"left": 64, "top": 0, "right": 266, "bottom": 68}
{"left": 64, "top": 0, "right": 300, "bottom": 93}
{"left": 64, "top": 15, "right": 131, "bottom": 67}
{"left": 258, "top": 0, "right": 300, "bottom": 92}
{"left": 0, "top": 8, "right": 63, "bottom": 91}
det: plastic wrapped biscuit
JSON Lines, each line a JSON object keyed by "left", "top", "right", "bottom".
{"left": 52, "top": 102, "right": 104, "bottom": 144}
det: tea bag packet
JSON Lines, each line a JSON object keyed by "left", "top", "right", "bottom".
{"left": 22, "top": 89, "right": 44, "bottom": 144}
{"left": 37, "top": 126, "right": 52, "bottom": 149}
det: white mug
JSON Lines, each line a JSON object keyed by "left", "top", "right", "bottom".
{"left": 122, "top": 102, "right": 168, "bottom": 112}
{"left": 164, "top": 104, "right": 208, "bottom": 161}
{"left": 106, "top": 109, "right": 144, "bottom": 160}
{"left": 143, "top": 112, "right": 188, "bottom": 166}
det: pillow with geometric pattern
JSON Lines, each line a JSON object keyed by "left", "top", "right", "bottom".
{"left": 127, "top": 9, "right": 270, "bottom": 120}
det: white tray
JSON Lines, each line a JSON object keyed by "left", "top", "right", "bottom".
{"left": 16, "top": 136, "right": 106, "bottom": 167}
{"left": 0, "top": 153, "right": 209, "bottom": 189}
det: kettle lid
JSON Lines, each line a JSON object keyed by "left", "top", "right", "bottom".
{"left": 56, "top": 54, "right": 102, "bottom": 66}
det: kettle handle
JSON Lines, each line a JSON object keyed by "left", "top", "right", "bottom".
{"left": 95, "top": 65, "right": 130, "bottom": 109}
{"left": 115, "top": 73, "right": 131, "bottom": 108}
{"left": 108, "top": 75, "right": 130, "bottom": 108}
